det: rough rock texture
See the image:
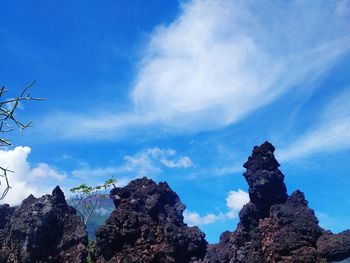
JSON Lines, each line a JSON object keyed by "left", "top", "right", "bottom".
{"left": 93, "top": 177, "right": 207, "bottom": 263}
{"left": 0, "top": 205, "right": 15, "bottom": 230}
{"left": 317, "top": 231, "right": 350, "bottom": 262}
{"left": 205, "top": 141, "right": 350, "bottom": 263}
{"left": 0, "top": 186, "right": 88, "bottom": 263}
{"left": 0, "top": 204, "right": 16, "bottom": 249}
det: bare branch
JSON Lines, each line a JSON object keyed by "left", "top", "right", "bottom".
{"left": 0, "top": 81, "right": 44, "bottom": 200}
{"left": 0, "top": 167, "right": 13, "bottom": 200}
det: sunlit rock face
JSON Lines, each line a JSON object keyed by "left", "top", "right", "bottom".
{"left": 0, "top": 186, "right": 88, "bottom": 263}
{"left": 93, "top": 177, "right": 207, "bottom": 263}
{"left": 205, "top": 141, "right": 350, "bottom": 263}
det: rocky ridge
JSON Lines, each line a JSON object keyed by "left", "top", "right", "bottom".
{"left": 0, "top": 142, "right": 349, "bottom": 262}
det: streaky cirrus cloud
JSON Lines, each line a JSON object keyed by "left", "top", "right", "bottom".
{"left": 278, "top": 88, "right": 350, "bottom": 161}
{"left": 42, "top": 0, "right": 350, "bottom": 139}
{"left": 184, "top": 188, "right": 249, "bottom": 226}
{"left": 71, "top": 147, "right": 194, "bottom": 185}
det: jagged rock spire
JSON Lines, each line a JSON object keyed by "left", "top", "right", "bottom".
{"left": 243, "top": 141, "right": 288, "bottom": 210}
{"left": 52, "top": 185, "right": 66, "bottom": 205}
{"left": 206, "top": 142, "right": 350, "bottom": 263}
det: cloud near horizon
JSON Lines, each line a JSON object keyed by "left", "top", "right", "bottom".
{"left": 0, "top": 146, "right": 66, "bottom": 205}
{"left": 184, "top": 188, "right": 249, "bottom": 226}
{"left": 72, "top": 147, "right": 194, "bottom": 186}
{"left": 42, "top": 0, "right": 350, "bottom": 139}
{"left": 0, "top": 146, "right": 193, "bottom": 205}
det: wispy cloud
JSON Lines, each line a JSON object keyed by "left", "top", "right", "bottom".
{"left": 184, "top": 188, "right": 249, "bottom": 226}
{"left": 71, "top": 147, "right": 194, "bottom": 184}
{"left": 278, "top": 88, "right": 350, "bottom": 161}
{"left": 40, "top": 0, "right": 350, "bottom": 140}
{"left": 147, "top": 147, "right": 194, "bottom": 168}
{"left": 212, "top": 164, "right": 243, "bottom": 177}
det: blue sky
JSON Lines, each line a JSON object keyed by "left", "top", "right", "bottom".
{"left": 1, "top": 0, "right": 350, "bottom": 243}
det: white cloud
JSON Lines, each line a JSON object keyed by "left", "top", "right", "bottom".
{"left": 225, "top": 189, "right": 250, "bottom": 219}
{"left": 278, "top": 88, "right": 350, "bottom": 161}
{"left": 184, "top": 210, "right": 225, "bottom": 226}
{"left": 184, "top": 188, "right": 249, "bottom": 226}
{"left": 160, "top": 156, "right": 193, "bottom": 168}
{"left": 41, "top": 0, "right": 350, "bottom": 139}
{"left": 30, "top": 163, "right": 66, "bottom": 181}
{"left": 0, "top": 146, "right": 67, "bottom": 205}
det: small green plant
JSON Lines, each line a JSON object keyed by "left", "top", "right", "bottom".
{"left": 86, "top": 240, "right": 95, "bottom": 263}
{"left": 70, "top": 178, "right": 116, "bottom": 225}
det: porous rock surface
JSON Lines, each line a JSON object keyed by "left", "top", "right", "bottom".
{"left": 93, "top": 177, "right": 207, "bottom": 263}
{"left": 0, "top": 186, "right": 88, "bottom": 263}
{"left": 204, "top": 141, "right": 350, "bottom": 263}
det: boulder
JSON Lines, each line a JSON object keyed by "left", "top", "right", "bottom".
{"left": 93, "top": 177, "right": 207, "bottom": 263}
{"left": 0, "top": 186, "right": 88, "bottom": 263}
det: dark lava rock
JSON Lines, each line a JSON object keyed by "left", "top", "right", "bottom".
{"left": 0, "top": 186, "right": 88, "bottom": 263}
{"left": 205, "top": 141, "right": 350, "bottom": 263}
{"left": 0, "top": 204, "right": 16, "bottom": 249}
{"left": 317, "top": 230, "right": 350, "bottom": 262}
{"left": 93, "top": 177, "right": 207, "bottom": 263}
{"left": 243, "top": 141, "right": 287, "bottom": 216}
{"left": 0, "top": 204, "right": 15, "bottom": 230}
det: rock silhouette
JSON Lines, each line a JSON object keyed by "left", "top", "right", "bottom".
{"left": 205, "top": 141, "right": 350, "bottom": 263}
{"left": 0, "top": 186, "right": 88, "bottom": 263}
{"left": 93, "top": 177, "right": 207, "bottom": 263}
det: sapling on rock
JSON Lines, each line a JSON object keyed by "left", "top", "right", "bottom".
{"left": 70, "top": 178, "right": 116, "bottom": 225}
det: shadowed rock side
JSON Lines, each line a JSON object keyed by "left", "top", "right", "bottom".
{"left": 0, "top": 204, "right": 15, "bottom": 249}
{"left": 0, "top": 186, "right": 88, "bottom": 263}
{"left": 93, "top": 177, "right": 207, "bottom": 263}
{"left": 205, "top": 141, "right": 350, "bottom": 263}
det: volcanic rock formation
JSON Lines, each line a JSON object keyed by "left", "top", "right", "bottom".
{"left": 93, "top": 177, "right": 207, "bottom": 263}
{"left": 0, "top": 142, "right": 348, "bottom": 263}
{"left": 205, "top": 141, "right": 350, "bottom": 263}
{"left": 0, "top": 186, "right": 88, "bottom": 263}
